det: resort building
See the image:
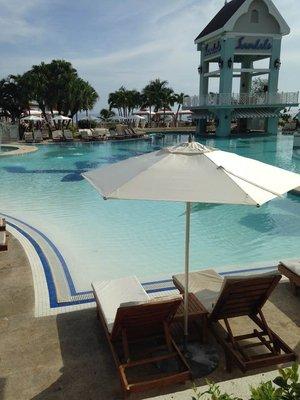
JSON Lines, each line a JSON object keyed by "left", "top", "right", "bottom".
{"left": 185, "top": 0, "right": 299, "bottom": 136}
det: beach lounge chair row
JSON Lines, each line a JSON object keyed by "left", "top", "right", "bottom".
{"left": 79, "top": 129, "right": 108, "bottom": 141}
{"left": 0, "top": 218, "right": 8, "bottom": 251}
{"left": 110, "top": 126, "right": 144, "bottom": 140}
{"left": 52, "top": 130, "right": 73, "bottom": 142}
{"left": 24, "top": 130, "right": 43, "bottom": 143}
{"left": 92, "top": 267, "right": 297, "bottom": 397}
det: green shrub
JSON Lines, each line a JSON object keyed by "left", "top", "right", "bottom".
{"left": 77, "top": 119, "right": 97, "bottom": 129}
{"left": 192, "top": 364, "right": 300, "bottom": 400}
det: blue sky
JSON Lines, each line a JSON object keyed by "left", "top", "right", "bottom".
{"left": 0, "top": 0, "right": 299, "bottom": 113}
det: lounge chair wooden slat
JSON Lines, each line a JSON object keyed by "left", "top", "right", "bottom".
{"left": 210, "top": 273, "right": 296, "bottom": 371}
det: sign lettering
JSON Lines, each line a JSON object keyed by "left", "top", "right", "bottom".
{"left": 204, "top": 40, "right": 221, "bottom": 57}
{"left": 236, "top": 36, "right": 272, "bottom": 51}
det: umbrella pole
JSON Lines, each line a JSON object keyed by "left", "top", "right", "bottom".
{"left": 184, "top": 201, "right": 191, "bottom": 351}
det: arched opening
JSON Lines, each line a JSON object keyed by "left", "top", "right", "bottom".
{"left": 251, "top": 9, "right": 259, "bottom": 23}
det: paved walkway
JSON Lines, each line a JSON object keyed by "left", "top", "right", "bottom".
{"left": 0, "top": 233, "right": 299, "bottom": 400}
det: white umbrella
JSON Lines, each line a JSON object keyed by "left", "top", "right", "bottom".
{"left": 156, "top": 109, "right": 175, "bottom": 115}
{"left": 21, "top": 115, "right": 44, "bottom": 122}
{"left": 134, "top": 109, "right": 155, "bottom": 116}
{"left": 52, "top": 115, "right": 71, "bottom": 121}
{"left": 83, "top": 140, "right": 300, "bottom": 345}
{"left": 128, "top": 114, "right": 145, "bottom": 120}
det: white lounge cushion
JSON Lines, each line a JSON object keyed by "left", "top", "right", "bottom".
{"left": 52, "top": 130, "right": 63, "bottom": 138}
{"left": 92, "top": 276, "right": 150, "bottom": 333}
{"left": 173, "top": 269, "right": 223, "bottom": 312}
{"left": 280, "top": 260, "right": 300, "bottom": 276}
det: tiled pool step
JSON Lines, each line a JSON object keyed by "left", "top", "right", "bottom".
{"left": 1, "top": 212, "right": 282, "bottom": 317}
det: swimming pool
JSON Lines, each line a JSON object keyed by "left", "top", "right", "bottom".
{"left": 0, "top": 134, "right": 299, "bottom": 293}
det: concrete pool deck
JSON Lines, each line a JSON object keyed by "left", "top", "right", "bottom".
{"left": 0, "top": 232, "right": 299, "bottom": 400}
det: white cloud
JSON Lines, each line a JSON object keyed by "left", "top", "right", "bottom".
{"left": 0, "top": 0, "right": 43, "bottom": 43}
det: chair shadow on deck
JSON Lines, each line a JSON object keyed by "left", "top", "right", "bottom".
{"left": 0, "top": 378, "right": 6, "bottom": 400}
{"left": 31, "top": 307, "right": 193, "bottom": 400}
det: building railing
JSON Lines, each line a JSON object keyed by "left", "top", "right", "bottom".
{"left": 183, "top": 92, "right": 299, "bottom": 108}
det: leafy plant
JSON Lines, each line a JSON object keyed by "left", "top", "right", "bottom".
{"left": 192, "top": 364, "right": 299, "bottom": 400}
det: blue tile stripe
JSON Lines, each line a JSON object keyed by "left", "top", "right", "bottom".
{"left": 1, "top": 212, "right": 278, "bottom": 311}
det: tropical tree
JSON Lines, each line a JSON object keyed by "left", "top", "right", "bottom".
{"left": 23, "top": 60, "right": 99, "bottom": 124}
{"left": 0, "top": 75, "right": 30, "bottom": 122}
{"left": 142, "top": 79, "right": 170, "bottom": 127}
{"left": 99, "top": 108, "right": 115, "bottom": 121}
{"left": 108, "top": 87, "right": 141, "bottom": 117}
{"left": 160, "top": 87, "right": 176, "bottom": 125}
{"left": 251, "top": 77, "right": 268, "bottom": 95}
{"left": 174, "top": 92, "right": 188, "bottom": 126}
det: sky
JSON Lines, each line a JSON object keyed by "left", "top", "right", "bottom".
{"left": 0, "top": 0, "right": 299, "bottom": 114}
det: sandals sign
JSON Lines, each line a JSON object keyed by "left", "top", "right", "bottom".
{"left": 235, "top": 36, "right": 273, "bottom": 53}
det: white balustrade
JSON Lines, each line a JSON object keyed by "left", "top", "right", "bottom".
{"left": 183, "top": 92, "right": 299, "bottom": 108}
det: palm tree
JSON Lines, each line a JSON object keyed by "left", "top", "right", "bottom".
{"left": 142, "top": 79, "right": 169, "bottom": 127}
{"left": 108, "top": 87, "right": 141, "bottom": 117}
{"left": 0, "top": 75, "right": 30, "bottom": 123}
{"left": 99, "top": 108, "right": 115, "bottom": 121}
{"left": 160, "top": 87, "right": 176, "bottom": 125}
{"left": 174, "top": 92, "right": 188, "bottom": 126}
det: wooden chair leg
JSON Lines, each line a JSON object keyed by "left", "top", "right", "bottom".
{"left": 225, "top": 350, "right": 232, "bottom": 373}
{"left": 163, "top": 322, "right": 173, "bottom": 352}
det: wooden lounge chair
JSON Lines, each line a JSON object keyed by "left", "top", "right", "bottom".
{"left": 0, "top": 231, "right": 7, "bottom": 251}
{"left": 52, "top": 130, "right": 63, "bottom": 142}
{"left": 173, "top": 269, "right": 296, "bottom": 373}
{"left": 80, "top": 129, "right": 93, "bottom": 141}
{"left": 33, "top": 130, "right": 43, "bottom": 142}
{"left": 0, "top": 217, "right": 6, "bottom": 232}
{"left": 92, "top": 128, "right": 107, "bottom": 141}
{"left": 63, "top": 130, "right": 73, "bottom": 141}
{"left": 92, "top": 276, "right": 191, "bottom": 398}
{"left": 278, "top": 261, "right": 300, "bottom": 295}
{"left": 24, "top": 132, "right": 33, "bottom": 143}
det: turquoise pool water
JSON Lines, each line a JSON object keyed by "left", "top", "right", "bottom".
{"left": 0, "top": 134, "right": 299, "bottom": 291}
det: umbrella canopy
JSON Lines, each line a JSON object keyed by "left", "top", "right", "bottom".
{"left": 53, "top": 115, "right": 71, "bottom": 121}
{"left": 134, "top": 109, "right": 155, "bottom": 116}
{"left": 21, "top": 115, "right": 44, "bottom": 122}
{"left": 156, "top": 109, "right": 175, "bottom": 115}
{"left": 83, "top": 140, "right": 300, "bottom": 343}
{"left": 128, "top": 114, "right": 145, "bottom": 120}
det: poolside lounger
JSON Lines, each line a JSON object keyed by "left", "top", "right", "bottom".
{"left": 0, "top": 231, "right": 7, "bottom": 251}
{"left": 92, "top": 276, "right": 191, "bottom": 397}
{"left": 24, "top": 132, "right": 34, "bottom": 143}
{"left": 63, "top": 130, "right": 73, "bottom": 141}
{"left": 0, "top": 218, "right": 6, "bottom": 232}
{"left": 80, "top": 129, "right": 93, "bottom": 141}
{"left": 278, "top": 261, "right": 300, "bottom": 295}
{"left": 173, "top": 269, "right": 296, "bottom": 373}
{"left": 42, "top": 129, "right": 49, "bottom": 140}
{"left": 52, "top": 130, "right": 64, "bottom": 142}
{"left": 92, "top": 128, "right": 107, "bottom": 141}
{"left": 33, "top": 130, "right": 43, "bottom": 142}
